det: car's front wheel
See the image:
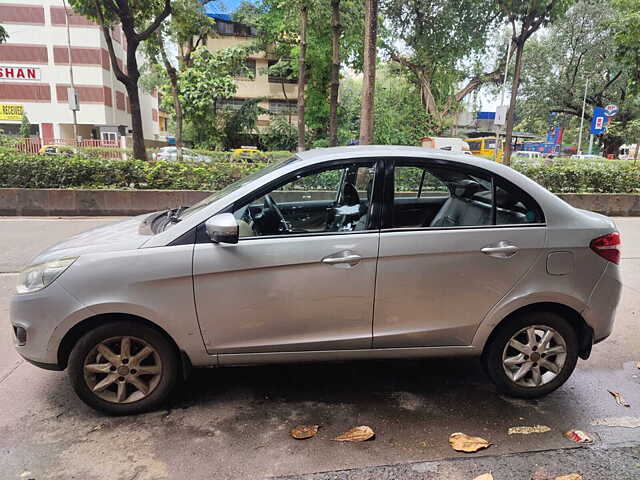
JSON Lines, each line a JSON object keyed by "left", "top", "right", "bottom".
{"left": 68, "top": 321, "right": 179, "bottom": 415}
{"left": 484, "top": 311, "right": 579, "bottom": 398}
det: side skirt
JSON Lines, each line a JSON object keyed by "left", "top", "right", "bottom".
{"left": 217, "top": 345, "right": 480, "bottom": 366}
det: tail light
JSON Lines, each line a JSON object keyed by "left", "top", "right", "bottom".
{"left": 590, "top": 232, "right": 621, "bottom": 264}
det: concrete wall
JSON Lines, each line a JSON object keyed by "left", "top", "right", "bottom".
{"left": 1, "top": 189, "right": 639, "bottom": 217}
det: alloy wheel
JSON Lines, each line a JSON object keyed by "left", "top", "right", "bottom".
{"left": 83, "top": 336, "right": 162, "bottom": 404}
{"left": 501, "top": 325, "right": 567, "bottom": 388}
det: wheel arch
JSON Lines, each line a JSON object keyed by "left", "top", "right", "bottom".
{"left": 480, "top": 302, "right": 594, "bottom": 362}
{"left": 57, "top": 313, "right": 192, "bottom": 375}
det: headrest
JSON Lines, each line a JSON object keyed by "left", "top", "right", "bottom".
{"left": 453, "top": 179, "right": 482, "bottom": 199}
{"left": 342, "top": 183, "right": 360, "bottom": 206}
{"left": 495, "top": 188, "right": 520, "bottom": 208}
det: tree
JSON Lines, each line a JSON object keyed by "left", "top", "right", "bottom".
{"left": 0, "top": 24, "right": 8, "bottom": 43}
{"left": 144, "top": 0, "right": 216, "bottom": 159}
{"left": 497, "top": 0, "right": 572, "bottom": 165}
{"left": 297, "top": 1, "right": 308, "bottom": 151}
{"left": 612, "top": 0, "right": 640, "bottom": 92}
{"left": 328, "top": 0, "right": 341, "bottom": 147}
{"left": 358, "top": 0, "right": 378, "bottom": 145}
{"left": 177, "top": 46, "right": 250, "bottom": 147}
{"left": 69, "top": 0, "right": 171, "bottom": 160}
{"left": 384, "top": 0, "right": 504, "bottom": 134}
{"left": 19, "top": 114, "right": 31, "bottom": 138}
{"left": 517, "top": 0, "right": 636, "bottom": 156}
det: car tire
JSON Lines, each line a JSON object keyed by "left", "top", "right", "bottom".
{"left": 68, "top": 320, "right": 179, "bottom": 415}
{"left": 484, "top": 311, "right": 579, "bottom": 398}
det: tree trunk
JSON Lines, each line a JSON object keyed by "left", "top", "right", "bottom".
{"left": 328, "top": 0, "right": 341, "bottom": 147}
{"left": 297, "top": 2, "right": 308, "bottom": 152}
{"left": 503, "top": 42, "right": 524, "bottom": 166}
{"left": 359, "top": 0, "right": 378, "bottom": 145}
{"left": 158, "top": 35, "right": 182, "bottom": 160}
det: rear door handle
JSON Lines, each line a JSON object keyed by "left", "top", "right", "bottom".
{"left": 481, "top": 243, "right": 519, "bottom": 258}
{"left": 322, "top": 251, "right": 362, "bottom": 267}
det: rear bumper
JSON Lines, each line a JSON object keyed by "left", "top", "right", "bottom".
{"left": 583, "top": 262, "right": 622, "bottom": 343}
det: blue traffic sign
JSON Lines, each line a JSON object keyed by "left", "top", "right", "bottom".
{"left": 591, "top": 106, "right": 608, "bottom": 134}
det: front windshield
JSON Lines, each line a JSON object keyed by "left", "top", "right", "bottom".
{"left": 179, "top": 156, "right": 298, "bottom": 220}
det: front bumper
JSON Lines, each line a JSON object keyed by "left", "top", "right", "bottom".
{"left": 9, "top": 282, "right": 82, "bottom": 368}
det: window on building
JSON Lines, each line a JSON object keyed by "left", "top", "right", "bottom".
{"left": 217, "top": 98, "right": 246, "bottom": 111}
{"left": 215, "top": 20, "right": 257, "bottom": 37}
{"left": 268, "top": 99, "right": 297, "bottom": 115}
{"left": 267, "top": 60, "right": 297, "bottom": 84}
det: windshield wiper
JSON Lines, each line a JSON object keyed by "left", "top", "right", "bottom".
{"left": 161, "top": 206, "right": 188, "bottom": 230}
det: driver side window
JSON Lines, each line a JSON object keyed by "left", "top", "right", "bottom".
{"left": 233, "top": 162, "right": 376, "bottom": 238}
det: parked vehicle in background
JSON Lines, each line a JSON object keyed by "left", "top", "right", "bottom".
{"left": 570, "top": 154, "right": 606, "bottom": 161}
{"left": 39, "top": 145, "right": 76, "bottom": 156}
{"left": 420, "top": 137, "right": 471, "bottom": 155}
{"left": 153, "top": 147, "right": 212, "bottom": 163}
{"left": 11, "top": 146, "right": 622, "bottom": 415}
{"left": 513, "top": 151, "right": 544, "bottom": 161}
{"left": 465, "top": 136, "right": 504, "bottom": 160}
{"left": 619, "top": 144, "right": 639, "bottom": 161}
{"left": 233, "top": 146, "right": 261, "bottom": 154}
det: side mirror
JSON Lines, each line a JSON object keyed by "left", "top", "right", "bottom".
{"left": 205, "top": 213, "right": 239, "bottom": 244}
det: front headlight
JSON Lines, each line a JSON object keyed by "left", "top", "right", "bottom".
{"left": 16, "top": 258, "right": 78, "bottom": 294}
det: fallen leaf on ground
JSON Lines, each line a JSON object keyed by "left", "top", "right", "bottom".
{"left": 592, "top": 416, "right": 640, "bottom": 428}
{"left": 448, "top": 432, "right": 492, "bottom": 453}
{"left": 88, "top": 424, "right": 104, "bottom": 433}
{"left": 564, "top": 430, "right": 593, "bottom": 444}
{"left": 636, "top": 361, "right": 640, "bottom": 369}
{"left": 473, "top": 474, "right": 494, "bottom": 480}
{"left": 290, "top": 425, "right": 319, "bottom": 439}
{"left": 554, "top": 475, "right": 583, "bottom": 480}
{"left": 334, "top": 425, "right": 375, "bottom": 442}
{"left": 608, "top": 390, "right": 631, "bottom": 407}
{"left": 530, "top": 468, "right": 550, "bottom": 480}
{"left": 508, "top": 425, "right": 551, "bottom": 435}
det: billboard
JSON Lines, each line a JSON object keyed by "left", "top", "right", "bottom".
{"left": 591, "top": 106, "right": 608, "bottom": 134}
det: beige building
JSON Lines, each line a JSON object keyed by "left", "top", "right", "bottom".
{"left": 205, "top": 15, "right": 298, "bottom": 130}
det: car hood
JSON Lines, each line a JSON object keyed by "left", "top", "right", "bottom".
{"left": 29, "top": 214, "right": 155, "bottom": 265}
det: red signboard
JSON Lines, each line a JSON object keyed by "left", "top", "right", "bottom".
{"left": 0, "top": 66, "right": 41, "bottom": 81}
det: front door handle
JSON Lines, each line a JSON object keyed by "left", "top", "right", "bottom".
{"left": 322, "top": 251, "right": 362, "bottom": 267}
{"left": 481, "top": 242, "right": 519, "bottom": 258}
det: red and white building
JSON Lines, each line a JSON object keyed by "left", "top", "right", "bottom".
{"left": 0, "top": 0, "right": 162, "bottom": 143}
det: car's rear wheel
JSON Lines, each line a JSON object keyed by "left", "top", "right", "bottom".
{"left": 484, "top": 311, "right": 579, "bottom": 398}
{"left": 68, "top": 321, "right": 178, "bottom": 415}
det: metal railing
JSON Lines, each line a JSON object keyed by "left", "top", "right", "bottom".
{"left": 16, "top": 138, "right": 122, "bottom": 159}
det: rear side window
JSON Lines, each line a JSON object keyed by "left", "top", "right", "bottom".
{"left": 390, "top": 161, "right": 544, "bottom": 229}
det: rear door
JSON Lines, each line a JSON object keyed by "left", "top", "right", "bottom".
{"left": 373, "top": 158, "right": 547, "bottom": 348}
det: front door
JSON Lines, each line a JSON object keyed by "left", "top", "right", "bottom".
{"left": 193, "top": 160, "right": 380, "bottom": 354}
{"left": 373, "top": 159, "right": 547, "bottom": 348}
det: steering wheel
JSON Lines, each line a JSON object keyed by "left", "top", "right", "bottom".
{"left": 264, "top": 194, "right": 290, "bottom": 232}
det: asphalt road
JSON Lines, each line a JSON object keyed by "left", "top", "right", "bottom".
{"left": 1, "top": 217, "right": 639, "bottom": 480}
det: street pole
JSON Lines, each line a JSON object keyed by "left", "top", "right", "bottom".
{"left": 63, "top": 0, "right": 79, "bottom": 144}
{"left": 588, "top": 134, "right": 594, "bottom": 155}
{"left": 494, "top": 35, "right": 513, "bottom": 162}
{"left": 577, "top": 78, "right": 589, "bottom": 155}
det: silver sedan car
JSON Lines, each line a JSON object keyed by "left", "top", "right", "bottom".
{"left": 10, "top": 146, "right": 622, "bottom": 415}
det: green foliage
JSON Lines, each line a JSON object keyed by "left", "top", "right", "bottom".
{"left": 222, "top": 98, "right": 266, "bottom": 150}
{"left": 3, "top": 149, "right": 638, "bottom": 194}
{"left": 0, "top": 23, "right": 8, "bottom": 43}
{"left": 68, "top": 0, "right": 168, "bottom": 29}
{"left": 338, "top": 65, "right": 435, "bottom": 145}
{"left": 518, "top": 0, "right": 637, "bottom": 154}
{"left": 178, "top": 45, "right": 251, "bottom": 146}
{"left": 19, "top": 114, "right": 31, "bottom": 138}
{"left": 513, "top": 160, "right": 640, "bottom": 193}
{"left": 262, "top": 117, "right": 299, "bottom": 151}
{"left": 612, "top": 0, "right": 640, "bottom": 92}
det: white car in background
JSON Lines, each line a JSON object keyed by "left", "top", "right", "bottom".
{"left": 153, "top": 147, "right": 212, "bottom": 163}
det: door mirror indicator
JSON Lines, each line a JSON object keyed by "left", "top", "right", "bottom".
{"left": 205, "top": 213, "right": 239, "bottom": 244}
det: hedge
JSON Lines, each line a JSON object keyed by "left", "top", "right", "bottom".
{"left": 0, "top": 149, "right": 639, "bottom": 193}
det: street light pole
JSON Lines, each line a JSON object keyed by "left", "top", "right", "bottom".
{"left": 62, "top": 0, "right": 79, "bottom": 143}
{"left": 577, "top": 77, "right": 589, "bottom": 155}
